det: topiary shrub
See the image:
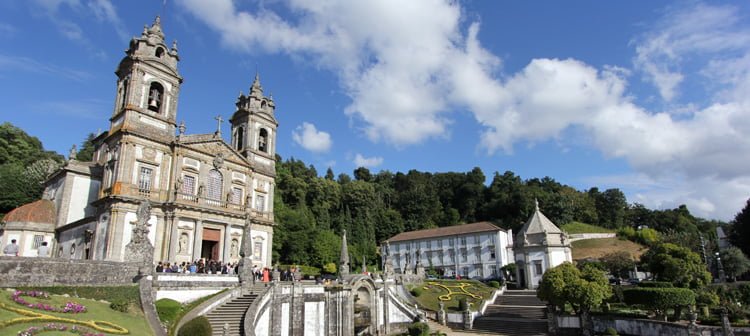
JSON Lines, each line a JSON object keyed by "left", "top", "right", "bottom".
{"left": 407, "top": 322, "right": 429, "bottom": 336}
{"left": 155, "top": 298, "right": 182, "bottom": 325}
{"left": 109, "top": 298, "right": 130, "bottom": 312}
{"left": 488, "top": 281, "right": 500, "bottom": 289}
{"left": 178, "top": 316, "right": 212, "bottom": 336}
{"left": 458, "top": 298, "right": 468, "bottom": 311}
{"left": 410, "top": 287, "right": 423, "bottom": 297}
{"left": 623, "top": 287, "right": 695, "bottom": 320}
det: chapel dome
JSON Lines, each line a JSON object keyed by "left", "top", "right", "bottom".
{"left": 3, "top": 199, "right": 56, "bottom": 226}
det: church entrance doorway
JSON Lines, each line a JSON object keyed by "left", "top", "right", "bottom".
{"left": 201, "top": 228, "right": 221, "bottom": 261}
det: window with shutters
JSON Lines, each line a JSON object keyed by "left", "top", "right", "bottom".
{"left": 138, "top": 167, "right": 153, "bottom": 192}
{"left": 182, "top": 175, "right": 195, "bottom": 194}
{"left": 207, "top": 169, "right": 223, "bottom": 200}
{"left": 231, "top": 187, "right": 242, "bottom": 204}
{"left": 255, "top": 194, "right": 266, "bottom": 211}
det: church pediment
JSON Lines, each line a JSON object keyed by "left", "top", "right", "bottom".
{"left": 180, "top": 135, "right": 250, "bottom": 166}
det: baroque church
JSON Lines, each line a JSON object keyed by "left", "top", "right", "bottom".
{"left": 1, "top": 17, "right": 277, "bottom": 267}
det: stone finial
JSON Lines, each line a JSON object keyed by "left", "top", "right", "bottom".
{"left": 171, "top": 40, "right": 178, "bottom": 52}
{"left": 178, "top": 120, "right": 186, "bottom": 137}
{"left": 68, "top": 144, "right": 77, "bottom": 160}
{"left": 535, "top": 198, "right": 539, "bottom": 211}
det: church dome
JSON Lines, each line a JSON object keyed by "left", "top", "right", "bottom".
{"left": 3, "top": 199, "right": 56, "bottom": 227}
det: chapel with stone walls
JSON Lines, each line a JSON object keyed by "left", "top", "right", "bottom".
{"left": 0, "top": 17, "right": 278, "bottom": 267}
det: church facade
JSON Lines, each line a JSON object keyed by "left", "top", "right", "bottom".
{"left": 4, "top": 17, "right": 277, "bottom": 267}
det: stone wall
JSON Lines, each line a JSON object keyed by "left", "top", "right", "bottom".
{"left": 153, "top": 273, "right": 240, "bottom": 303}
{"left": 0, "top": 256, "right": 142, "bottom": 286}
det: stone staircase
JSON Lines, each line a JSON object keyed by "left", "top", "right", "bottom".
{"left": 471, "top": 290, "right": 548, "bottom": 336}
{"left": 205, "top": 284, "right": 266, "bottom": 336}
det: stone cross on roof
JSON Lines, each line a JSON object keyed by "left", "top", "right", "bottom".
{"left": 214, "top": 115, "right": 223, "bottom": 136}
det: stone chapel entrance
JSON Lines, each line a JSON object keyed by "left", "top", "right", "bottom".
{"left": 201, "top": 228, "right": 221, "bottom": 261}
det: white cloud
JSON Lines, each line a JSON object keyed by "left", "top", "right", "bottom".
{"left": 353, "top": 154, "right": 383, "bottom": 168}
{"left": 292, "top": 122, "right": 332, "bottom": 153}
{"left": 633, "top": 3, "right": 750, "bottom": 102}
{"left": 88, "top": 0, "right": 128, "bottom": 41}
{"left": 179, "top": 0, "right": 486, "bottom": 146}
{"left": 180, "top": 1, "right": 750, "bottom": 220}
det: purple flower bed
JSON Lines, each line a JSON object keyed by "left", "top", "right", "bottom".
{"left": 11, "top": 290, "right": 87, "bottom": 314}
{"left": 17, "top": 323, "right": 104, "bottom": 336}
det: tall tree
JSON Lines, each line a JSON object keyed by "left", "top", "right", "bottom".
{"left": 730, "top": 199, "right": 750, "bottom": 257}
{"left": 75, "top": 133, "right": 97, "bottom": 161}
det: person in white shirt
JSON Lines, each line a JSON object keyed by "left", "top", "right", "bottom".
{"left": 3, "top": 239, "right": 19, "bottom": 256}
{"left": 37, "top": 241, "right": 49, "bottom": 257}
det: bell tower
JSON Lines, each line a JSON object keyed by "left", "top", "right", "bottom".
{"left": 230, "top": 74, "right": 278, "bottom": 159}
{"left": 110, "top": 16, "right": 182, "bottom": 139}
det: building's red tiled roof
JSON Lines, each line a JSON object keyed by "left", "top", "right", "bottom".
{"left": 385, "top": 221, "right": 504, "bottom": 243}
{"left": 2, "top": 199, "right": 56, "bottom": 224}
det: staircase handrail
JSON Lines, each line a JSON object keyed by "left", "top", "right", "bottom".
{"left": 478, "top": 285, "right": 505, "bottom": 316}
{"left": 174, "top": 287, "right": 242, "bottom": 334}
{"left": 244, "top": 283, "right": 274, "bottom": 336}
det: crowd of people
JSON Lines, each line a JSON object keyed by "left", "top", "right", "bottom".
{"left": 155, "top": 259, "right": 238, "bottom": 274}
{"left": 153, "top": 260, "right": 311, "bottom": 284}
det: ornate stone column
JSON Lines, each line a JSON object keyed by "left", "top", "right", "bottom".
{"left": 166, "top": 211, "right": 178, "bottom": 261}
{"left": 192, "top": 220, "right": 203, "bottom": 260}
{"left": 239, "top": 215, "right": 254, "bottom": 286}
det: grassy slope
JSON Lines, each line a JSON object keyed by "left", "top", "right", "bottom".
{"left": 411, "top": 280, "right": 496, "bottom": 312}
{"left": 571, "top": 238, "right": 647, "bottom": 261}
{"left": 561, "top": 222, "right": 615, "bottom": 234}
{"left": 0, "top": 289, "right": 152, "bottom": 336}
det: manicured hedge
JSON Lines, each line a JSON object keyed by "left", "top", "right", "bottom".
{"left": 178, "top": 316, "right": 212, "bottom": 336}
{"left": 623, "top": 287, "right": 695, "bottom": 312}
{"left": 636, "top": 281, "right": 674, "bottom": 288}
{"left": 156, "top": 298, "right": 182, "bottom": 325}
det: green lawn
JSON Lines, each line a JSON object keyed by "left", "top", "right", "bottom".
{"left": 0, "top": 288, "right": 153, "bottom": 335}
{"left": 410, "top": 280, "right": 497, "bottom": 312}
{"left": 561, "top": 222, "right": 615, "bottom": 234}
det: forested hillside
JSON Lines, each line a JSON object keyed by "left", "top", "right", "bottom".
{"left": 272, "top": 155, "right": 726, "bottom": 271}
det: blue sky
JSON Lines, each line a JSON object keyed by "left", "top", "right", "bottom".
{"left": 1, "top": 0, "right": 749, "bottom": 221}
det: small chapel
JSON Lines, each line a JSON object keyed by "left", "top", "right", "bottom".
{"left": 1, "top": 17, "right": 278, "bottom": 267}
{"left": 513, "top": 200, "right": 572, "bottom": 289}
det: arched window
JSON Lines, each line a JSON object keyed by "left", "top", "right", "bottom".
{"left": 207, "top": 169, "right": 223, "bottom": 201}
{"left": 120, "top": 77, "right": 129, "bottom": 110}
{"left": 147, "top": 82, "right": 164, "bottom": 113}
{"left": 236, "top": 127, "right": 244, "bottom": 151}
{"left": 155, "top": 47, "right": 164, "bottom": 58}
{"left": 261, "top": 101, "right": 267, "bottom": 109}
{"left": 258, "top": 128, "right": 268, "bottom": 153}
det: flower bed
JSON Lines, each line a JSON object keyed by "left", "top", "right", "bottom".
{"left": 17, "top": 322, "right": 104, "bottom": 336}
{"left": 11, "top": 291, "right": 87, "bottom": 314}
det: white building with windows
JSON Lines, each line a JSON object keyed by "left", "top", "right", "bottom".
{"left": 1, "top": 17, "right": 277, "bottom": 267}
{"left": 382, "top": 222, "right": 513, "bottom": 280}
{"left": 513, "top": 201, "right": 572, "bottom": 289}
